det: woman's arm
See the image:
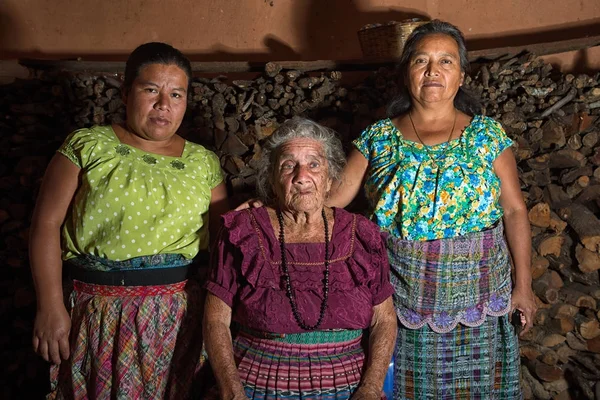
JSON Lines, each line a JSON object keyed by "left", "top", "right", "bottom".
{"left": 209, "top": 182, "right": 229, "bottom": 248}
{"left": 327, "top": 149, "right": 369, "bottom": 208}
{"left": 494, "top": 148, "right": 536, "bottom": 335}
{"left": 29, "top": 153, "right": 80, "bottom": 364}
{"left": 203, "top": 293, "right": 247, "bottom": 399}
{"left": 352, "top": 297, "right": 397, "bottom": 399}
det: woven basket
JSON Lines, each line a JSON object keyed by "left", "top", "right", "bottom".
{"left": 358, "top": 19, "right": 427, "bottom": 59}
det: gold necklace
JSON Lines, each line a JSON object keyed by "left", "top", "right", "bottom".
{"left": 408, "top": 110, "right": 457, "bottom": 169}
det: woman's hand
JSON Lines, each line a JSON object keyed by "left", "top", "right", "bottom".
{"left": 495, "top": 148, "right": 536, "bottom": 336}
{"left": 351, "top": 383, "right": 382, "bottom": 399}
{"left": 32, "top": 303, "right": 71, "bottom": 364}
{"left": 204, "top": 294, "right": 247, "bottom": 398}
{"left": 357, "top": 298, "right": 396, "bottom": 399}
{"left": 234, "top": 198, "right": 263, "bottom": 211}
{"left": 29, "top": 154, "right": 79, "bottom": 365}
{"left": 511, "top": 284, "right": 537, "bottom": 336}
{"left": 326, "top": 149, "right": 368, "bottom": 208}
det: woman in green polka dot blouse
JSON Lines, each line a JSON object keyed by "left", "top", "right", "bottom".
{"left": 29, "top": 42, "right": 228, "bottom": 399}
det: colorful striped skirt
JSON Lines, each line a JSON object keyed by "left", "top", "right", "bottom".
{"left": 386, "top": 223, "right": 522, "bottom": 399}
{"left": 231, "top": 329, "right": 374, "bottom": 399}
{"left": 394, "top": 314, "right": 522, "bottom": 400}
{"left": 48, "top": 279, "right": 206, "bottom": 400}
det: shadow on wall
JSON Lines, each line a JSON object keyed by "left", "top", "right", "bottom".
{"left": 467, "top": 18, "right": 600, "bottom": 51}
{"left": 466, "top": 18, "right": 600, "bottom": 75}
{"left": 1, "top": 0, "right": 600, "bottom": 73}
{"left": 184, "top": 2, "right": 428, "bottom": 62}
{"left": 291, "top": 0, "right": 428, "bottom": 60}
{"left": 0, "top": 1, "right": 429, "bottom": 62}
{"left": 0, "top": 2, "right": 34, "bottom": 59}
{"left": 548, "top": 47, "right": 597, "bottom": 75}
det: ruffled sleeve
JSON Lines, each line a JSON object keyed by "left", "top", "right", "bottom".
{"left": 476, "top": 116, "right": 513, "bottom": 164}
{"left": 203, "top": 150, "right": 224, "bottom": 190}
{"left": 205, "top": 225, "right": 240, "bottom": 307}
{"left": 57, "top": 127, "right": 101, "bottom": 169}
{"left": 204, "top": 208, "right": 275, "bottom": 307}
{"left": 352, "top": 122, "right": 377, "bottom": 160}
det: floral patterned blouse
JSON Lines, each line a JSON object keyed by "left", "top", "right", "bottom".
{"left": 58, "top": 125, "right": 223, "bottom": 261}
{"left": 353, "top": 115, "right": 513, "bottom": 241}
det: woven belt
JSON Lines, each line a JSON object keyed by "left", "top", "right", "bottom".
{"left": 234, "top": 323, "right": 363, "bottom": 344}
{"left": 73, "top": 280, "right": 186, "bottom": 296}
{"left": 67, "top": 264, "right": 190, "bottom": 286}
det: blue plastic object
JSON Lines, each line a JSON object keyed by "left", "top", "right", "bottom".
{"left": 382, "top": 355, "right": 394, "bottom": 399}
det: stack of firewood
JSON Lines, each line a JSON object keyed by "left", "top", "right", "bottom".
{"left": 0, "top": 53, "right": 599, "bottom": 399}
{"left": 465, "top": 56, "right": 600, "bottom": 400}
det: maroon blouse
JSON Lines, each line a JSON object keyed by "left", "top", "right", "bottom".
{"left": 205, "top": 207, "right": 394, "bottom": 334}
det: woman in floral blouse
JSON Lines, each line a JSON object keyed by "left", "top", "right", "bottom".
{"left": 328, "top": 20, "right": 536, "bottom": 399}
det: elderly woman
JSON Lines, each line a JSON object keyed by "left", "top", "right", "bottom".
{"left": 203, "top": 117, "right": 397, "bottom": 399}
{"left": 29, "top": 42, "right": 228, "bottom": 398}
{"left": 328, "top": 20, "right": 536, "bottom": 399}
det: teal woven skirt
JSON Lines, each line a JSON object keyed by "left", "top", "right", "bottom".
{"left": 394, "top": 314, "right": 522, "bottom": 399}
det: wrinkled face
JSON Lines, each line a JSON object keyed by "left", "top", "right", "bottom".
{"left": 407, "top": 33, "right": 465, "bottom": 105}
{"left": 123, "top": 63, "right": 188, "bottom": 142}
{"left": 272, "top": 138, "right": 332, "bottom": 213}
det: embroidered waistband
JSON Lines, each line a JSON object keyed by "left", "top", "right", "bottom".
{"left": 73, "top": 280, "right": 187, "bottom": 296}
{"left": 234, "top": 324, "right": 363, "bottom": 344}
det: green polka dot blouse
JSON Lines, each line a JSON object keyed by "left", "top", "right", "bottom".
{"left": 58, "top": 125, "right": 223, "bottom": 262}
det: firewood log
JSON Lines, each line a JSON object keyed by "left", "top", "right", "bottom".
{"left": 529, "top": 202, "right": 551, "bottom": 227}
{"left": 576, "top": 315, "right": 600, "bottom": 340}
{"left": 563, "top": 286, "right": 597, "bottom": 310}
{"left": 547, "top": 316, "right": 576, "bottom": 335}
{"left": 532, "top": 255, "right": 550, "bottom": 279}
{"left": 537, "top": 234, "right": 565, "bottom": 258}
{"left": 526, "top": 359, "right": 564, "bottom": 382}
{"left": 522, "top": 365, "right": 552, "bottom": 400}
{"left": 533, "top": 272, "right": 561, "bottom": 304}
{"left": 559, "top": 203, "right": 600, "bottom": 252}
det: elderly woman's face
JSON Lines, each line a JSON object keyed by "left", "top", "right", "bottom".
{"left": 406, "top": 33, "right": 465, "bottom": 106}
{"left": 272, "top": 138, "right": 332, "bottom": 213}
{"left": 123, "top": 63, "right": 188, "bottom": 142}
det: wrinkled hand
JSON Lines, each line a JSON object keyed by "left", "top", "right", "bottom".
{"left": 222, "top": 391, "right": 249, "bottom": 400}
{"left": 32, "top": 304, "right": 71, "bottom": 364}
{"left": 223, "top": 394, "right": 248, "bottom": 400}
{"left": 218, "top": 384, "right": 249, "bottom": 400}
{"left": 234, "top": 198, "right": 263, "bottom": 211}
{"left": 351, "top": 384, "right": 381, "bottom": 400}
{"left": 511, "top": 285, "right": 537, "bottom": 336}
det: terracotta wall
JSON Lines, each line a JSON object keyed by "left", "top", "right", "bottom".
{"left": 1, "top": 0, "right": 599, "bottom": 71}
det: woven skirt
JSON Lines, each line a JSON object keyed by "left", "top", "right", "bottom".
{"left": 48, "top": 279, "right": 205, "bottom": 400}
{"left": 387, "top": 224, "right": 522, "bottom": 399}
{"left": 394, "top": 314, "right": 522, "bottom": 400}
{"left": 231, "top": 329, "right": 373, "bottom": 399}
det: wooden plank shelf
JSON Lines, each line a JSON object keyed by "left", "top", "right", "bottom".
{"left": 17, "top": 34, "right": 600, "bottom": 74}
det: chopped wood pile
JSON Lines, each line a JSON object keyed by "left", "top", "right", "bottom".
{"left": 464, "top": 55, "right": 600, "bottom": 400}
{"left": 0, "top": 53, "right": 599, "bottom": 399}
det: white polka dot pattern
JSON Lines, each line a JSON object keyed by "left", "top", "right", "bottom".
{"left": 59, "top": 126, "right": 223, "bottom": 261}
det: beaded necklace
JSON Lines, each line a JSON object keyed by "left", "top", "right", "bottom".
{"left": 407, "top": 111, "right": 458, "bottom": 216}
{"left": 277, "top": 208, "right": 330, "bottom": 331}
{"left": 408, "top": 110, "right": 457, "bottom": 169}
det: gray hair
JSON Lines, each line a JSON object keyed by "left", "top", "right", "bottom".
{"left": 255, "top": 116, "right": 346, "bottom": 202}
